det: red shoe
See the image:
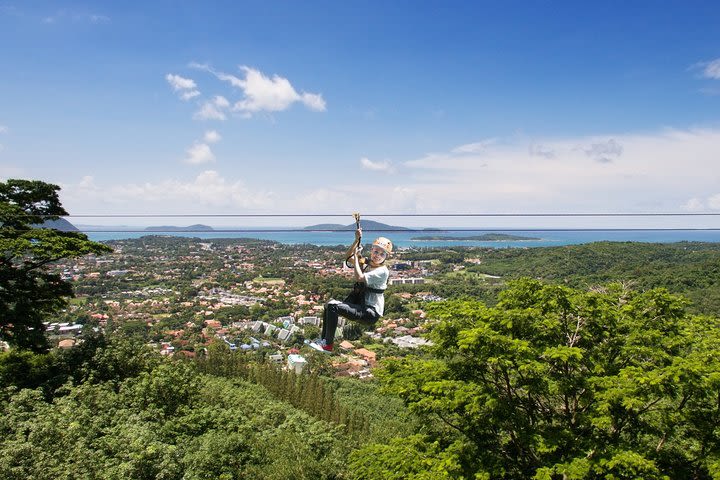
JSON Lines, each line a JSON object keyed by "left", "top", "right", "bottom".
{"left": 309, "top": 340, "right": 333, "bottom": 353}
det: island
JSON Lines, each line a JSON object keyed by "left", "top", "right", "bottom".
{"left": 411, "top": 233, "right": 540, "bottom": 241}
{"left": 304, "top": 220, "right": 410, "bottom": 231}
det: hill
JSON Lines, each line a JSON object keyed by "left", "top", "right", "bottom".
{"left": 415, "top": 241, "right": 720, "bottom": 316}
{"left": 304, "top": 220, "right": 410, "bottom": 231}
{"left": 34, "top": 218, "right": 80, "bottom": 232}
{"left": 144, "top": 224, "right": 214, "bottom": 232}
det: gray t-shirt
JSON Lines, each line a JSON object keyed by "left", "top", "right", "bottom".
{"left": 363, "top": 265, "right": 389, "bottom": 316}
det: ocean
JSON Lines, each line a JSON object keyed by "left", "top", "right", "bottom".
{"left": 84, "top": 229, "right": 720, "bottom": 249}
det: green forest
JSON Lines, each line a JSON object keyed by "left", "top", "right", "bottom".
{"left": 412, "top": 241, "right": 720, "bottom": 316}
{"left": 3, "top": 279, "right": 719, "bottom": 478}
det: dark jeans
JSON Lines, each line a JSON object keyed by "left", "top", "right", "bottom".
{"left": 320, "top": 299, "right": 380, "bottom": 345}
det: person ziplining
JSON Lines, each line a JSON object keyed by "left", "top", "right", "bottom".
{"left": 310, "top": 213, "right": 393, "bottom": 352}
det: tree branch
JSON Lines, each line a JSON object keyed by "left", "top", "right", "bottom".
{"left": 435, "top": 411, "right": 466, "bottom": 436}
{"left": 21, "top": 257, "right": 61, "bottom": 273}
{"left": 656, "top": 432, "right": 667, "bottom": 452}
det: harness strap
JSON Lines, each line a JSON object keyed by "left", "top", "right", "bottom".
{"left": 351, "top": 282, "right": 386, "bottom": 294}
{"left": 365, "top": 286, "right": 386, "bottom": 294}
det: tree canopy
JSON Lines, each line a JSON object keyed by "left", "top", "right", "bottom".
{"left": 1, "top": 278, "right": 719, "bottom": 478}
{"left": 0, "top": 179, "right": 111, "bottom": 351}
{"left": 366, "top": 279, "right": 720, "bottom": 479}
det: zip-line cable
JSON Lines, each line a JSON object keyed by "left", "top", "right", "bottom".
{"left": 74, "top": 229, "right": 460, "bottom": 233}
{"left": 28, "top": 212, "right": 720, "bottom": 217}
{"left": 8, "top": 212, "right": 719, "bottom": 232}
{"left": 70, "top": 228, "right": 720, "bottom": 233}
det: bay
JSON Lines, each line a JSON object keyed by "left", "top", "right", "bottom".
{"left": 85, "top": 229, "right": 720, "bottom": 248}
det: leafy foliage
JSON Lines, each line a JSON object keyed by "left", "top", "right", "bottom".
{"left": 0, "top": 179, "right": 112, "bottom": 351}
{"left": 349, "top": 434, "right": 466, "bottom": 480}
{"left": 0, "top": 340, "right": 349, "bottom": 479}
{"left": 464, "top": 241, "right": 720, "bottom": 315}
{"left": 372, "top": 279, "right": 720, "bottom": 478}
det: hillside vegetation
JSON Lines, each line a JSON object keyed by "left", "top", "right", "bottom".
{"left": 418, "top": 242, "right": 720, "bottom": 315}
{"left": 3, "top": 278, "right": 719, "bottom": 478}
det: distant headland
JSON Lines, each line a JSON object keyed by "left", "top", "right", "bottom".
{"left": 304, "top": 220, "right": 413, "bottom": 231}
{"left": 35, "top": 218, "right": 80, "bottom": 232}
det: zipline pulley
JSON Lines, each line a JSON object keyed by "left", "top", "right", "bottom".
{"left": 345, "top": 212, "right": 367, "bottom": 270}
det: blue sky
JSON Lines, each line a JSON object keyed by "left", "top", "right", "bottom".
{"left": 1, "top": 1, "right": 720, "bottom": 228}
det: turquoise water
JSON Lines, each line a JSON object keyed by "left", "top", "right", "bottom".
{"left": 85, "top": 229, "right": 720, "bottom": 248}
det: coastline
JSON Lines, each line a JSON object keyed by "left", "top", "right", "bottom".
{"left": 410, "top": 239, "right": 543, "bottom": 243}
{"left": 84, "top": 229, "right": 720, "bottom": 249}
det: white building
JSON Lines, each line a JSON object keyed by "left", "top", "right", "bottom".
{"left": 300, "top": 316, "right": 320, "bottom": 326}
{"left": 390, "top": 335, "right": 433, "bottom": 349}
{"left": 287, "top": 354, "right": 307, "bottom": 374}
{"left": 277, "top": 328, "right": 291, "bottom": 342}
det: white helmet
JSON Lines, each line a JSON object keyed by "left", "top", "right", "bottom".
{"left": 372, "top": 237, "right": 393, "bottom": 254}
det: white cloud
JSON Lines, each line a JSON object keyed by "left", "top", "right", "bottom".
{"left": 300, "top": 92, "right": 327, "bottom": 112}
{"left": 181, "top": 131, "right": 222, "bottom": 166}
{"left": 214, "top": 96, "right": 230, "bottom": 108}
{"left": 686, "top": 193, "right": 720, "bottom": 212}
{"left": 194, "top": 96, "right": 229, "bottom": 121}
{"left": 403, "top": 128, "right": 720, "bottom": 215}
{"left": 166, "top": 74, "right": 196, "bottom": 90}
{"left": 682, "top": 197, "right": 705, "bottom": 211}
{"left": 701, "top": 58, "right": 720, "bottom": 80}
{"left": 232, "top": 66, "right": 325, "bottom": 113}
{"left": 89, "top": 14, "right": 110, "bottom": 24}
{"left": 529, "top": 144, "right": 555, "bottom": 159}
{"left": 141, "top": 170, "right": 273, "bottom": 209}
{"left": 204, "top": 130, "right": 221, "bottom": 143}
{"left": 708, "top": 193, "right": 720, "bottom": 210}
{"left": 42, "top": 11, "right": 110, "bottom": 24}
{"left": 388, "top": 186, "right": 419, "bottom": 212}
{"left": 180, "top": 90, "right": 201, "bottom": 101}
{"left": 360, "top": 157, "right": 395, "bottom": 173}
{"left": 292, "top": 188, "right": 354, "bottom": 212}
{"left": 214, "top": 71, "right": 244, "bottom": 89}
{"left": 63, "top": 171, "right": 274, "bottom": 213}
{"left": 166, "top": 73, "right": 200, "bottom": 101}
{"left": 78, "top": 175, "right": 96, "bottom": 189}
{"left": 56, "top": 126, "right": 720, "bottom": 229}
{"left": 289, "top": 184, "right": 430, "bottom": 216}
{"left": 583, "top": 138, "right": 623, "bottom": 163}
{"left": 0, "top": 126, "right": 7, "bottom": 134}
{"left": 193, "top": 64, "right": 326, "bottom": 116}
{"left": 184, "top": 142, "right": 215, "bottom": 165}
{"left": 451, "top": 139, "right": 496, "bottom": 154}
